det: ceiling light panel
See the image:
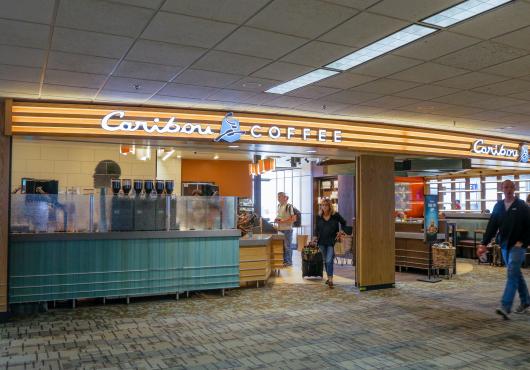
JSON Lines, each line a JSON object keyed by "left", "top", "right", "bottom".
{"left": 422, "top": 0, "right": 513, "bottom": 28}
{"left": 266, "top": 69, "right": 338, "bottom": 94}
{"left": 326, "top": 25, "right": 437, "bottom": 71}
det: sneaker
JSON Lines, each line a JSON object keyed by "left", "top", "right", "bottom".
{"left": 514, "top": 304, "right": 530, "bottom": 314}
{"left": 495, "top": 307, "right": 510, "bottom": 320}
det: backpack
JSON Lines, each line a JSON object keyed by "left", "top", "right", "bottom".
{"left": 288, "top": 204, "right": 302, "bottom": 228}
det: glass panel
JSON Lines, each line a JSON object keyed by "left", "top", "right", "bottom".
{"left": 10, "top": 194, "right": 237, "bottom": 233}
{"left": 428, "top": 180, "right": 438, "bottom": 195}
{"left": 441, "top": 179, "right": 452, "bottom": 210}
{"left": 485, "top": 176, "right": 498, "bottom": 212}
{"left": 454, "top": 178, "right": 466, "bottom": 211}
{"left": 469, "top": 177, "right": 481, "bottom": 211}
{"left": 292, "top": 175, "right": 301, "bottom": 209}
{"left": 519, "top": 174, "right": 530, "bottom": 201}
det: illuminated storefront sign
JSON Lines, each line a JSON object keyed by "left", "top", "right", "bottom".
{"left": 471, "top": 139, "right": 529, "bottom": 163}
{"left": 102, "top": 111, "right": 342, "bottom": 144}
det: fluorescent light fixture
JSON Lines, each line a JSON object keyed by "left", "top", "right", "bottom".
{"left": 305, "top": 150, "right": 317, "bottom": 153}
{"left": 162, "top": 149, "right": 175, "bottom": 161}
{"left": 266, "top": 69, "right": 338, "bottom": 95}
{"left": 326, "top": 25, "right": 437, "bottom": 71}
{"left": 228, "top": 145, "right": 240, "bottom": 149}
{"left": 422, "top": 0, "right": 513, "bottom": 27}
{"left": 177, "top": 155, "right": 182, "bottom": 159}
{"left": 213, "top": 154, "right": 219, "bottom": 160}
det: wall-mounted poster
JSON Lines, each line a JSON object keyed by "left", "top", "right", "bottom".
{"left": 424, "top": 194, "right": 439, "bottom": 242}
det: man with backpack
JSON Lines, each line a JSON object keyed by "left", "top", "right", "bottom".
{"left": 478, "top": 180, "right": 530, "bottom": 319}
{"left": 275, "top": 192, "right": 298, "bottom": 266}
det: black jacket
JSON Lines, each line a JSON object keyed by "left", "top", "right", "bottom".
{"left": 315, "top": 213, "right": 347, "bottom": 247}
{"left": 481, "top": 198, "right": 530, "bottom": 249}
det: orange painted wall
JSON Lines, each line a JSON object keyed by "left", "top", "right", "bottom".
{"left": 395, "top": 176, "right": 425, "bottom": 218}
{"left": 181, "top": 159, "right": 252, "bottom": 197}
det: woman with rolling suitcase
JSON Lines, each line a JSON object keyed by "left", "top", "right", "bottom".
{"left": 315, "top": 198, "right": 347, "bottom": 289}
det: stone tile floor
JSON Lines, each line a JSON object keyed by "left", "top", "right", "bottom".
{"left": 1, "top": 259, "right": 530, "bottom": 369}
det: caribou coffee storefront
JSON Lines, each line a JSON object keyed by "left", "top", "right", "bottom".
{"left": 1, "top": 99, "right": 528, "bottom": 315}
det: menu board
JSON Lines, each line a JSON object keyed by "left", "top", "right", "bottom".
{"left": 424, "top": 194, "right": 439, "bottom": 242}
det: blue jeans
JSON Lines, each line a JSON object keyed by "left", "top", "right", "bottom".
{"left": 281, "top": 229, "right": 293, "bottom": 265}
{"left": 319, "top": 245, "right": 334, "bottom": 277}
{"left": 501, "top": 244, "right": 530, "bottom": 312}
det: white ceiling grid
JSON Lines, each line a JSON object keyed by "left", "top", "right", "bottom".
{"left": 0, "top": 0, "right": 530, "bottom": 138}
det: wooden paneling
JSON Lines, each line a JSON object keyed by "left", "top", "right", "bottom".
{"left": 6, "top": 100, "right": 527, "bottom": 162}
{"left": 355, "top": 155, "right": 395, "bottom": 289}
{"left": 0, "top": 104, "right": 10, "bottom": 312}
{"left": 239, "top": 243, "right": 271, "bottom": 285}
{"left": 271, "top": 237, "right": 285, "bottom": 270}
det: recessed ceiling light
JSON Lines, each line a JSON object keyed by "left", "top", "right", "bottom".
{"left": 326, "top": 24, "right": 437, "bottom": 71}
{"left": 177, "top": 155, "right": 182, "bottom": 158}
{"left": 306, "top": 150, "right": 317, "bottom": 153}
{"left": 242, "top": 82, "right": 262, "bottom": 88}
{"left": 228, "top": 145, "right": 240, "bottom": 148}
{"left": 422, "top": 0, "right": 513, "bottom": 28}
{"left": 266, "top": 69, "right": 338, "bottom": 95}
{"left": 214, "top": 154, "right": 219, "bottom": 160}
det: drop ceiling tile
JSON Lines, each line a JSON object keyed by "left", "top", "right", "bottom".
{"left": 158, "top": 83, "right": 217, "bottom": 99}
{"left": 473, "top": 79, "right": 530, "bottom": 96}
{"left": 205, "top": 89, "right": 258, "bottom": 103}
{"left": 194, "top": 50, "right": 271, "bottom": 75}
{"left": 0, "top": 19, "right": 50, "bottom": 49}
{"left": 482, "top": 55, "right": 530, "bottom": 78}
{"left": 287, "top": 85, "right": 340, "bottom": 99}
{"left": 47, "top": 51, "right": 118, "bottom": 74}
{"left": 320, "top": 0, "right": 379, "bottom": 9}
{"left": 0, "top": 80, "right": 39, "bottom": 94}
{"left": 142, "top": 12, "right": 237, "bottom": 48}
{"left": 0, "top": 0, "right": 55, "bottom": 23}
{"left": 41, "top": 84, "right": 98, "bottom": 99}
{"left": 499, "top": 103, "right": 530, "bottom": 114}
{"left": 228, "top": 77, "right": 280, "bottom": 92}
{"left": 295, "top": 100, "right": 351, "bottom": 114}
{"left": 0, "top": 65, "right": 41, "bottom": 83}
{"left": 459, "top": 110, "right": 512, "bottom": 122}
{"left": 394, "top": 31, "right": 480, "bottom": 61}
{"left": 361, "top": 96, "right": 422, "bottom": 109}
{"left": 0, "top": 92, "right": 39, "bottom": 99}
{"left": 241, "top": 92, "right": 280, "bottom": 106}
{"left": 96, "top": 90, "right": 152, "bottom": 103}
{"left": 369, "top": 0, "right": 461, "bottom": 22}
{"left": 127, "top": 40, "right": 205, "bottom": 67}
{"left": 316, "top": 72, "right": 377, "bottom": 89}
{"left": 319, "top": 12, "right": 407, "bottom": 48}
{"left": 44, "top": 70, "right": 107, "bottom": 88}
{"left": 173, "top": 69, "right": 243, "bottom": 88}
{"left": 281, "top": 41, "right": 354, "bottom": 68}
{"left": 52, "top": 28, "right": 133, "bottom": 59}
{"left": 321, "top": 90, "right": 381, "bottom": 105}
{"left": 115, "top": 61, "right": 181, "bottom": 81}
{"left": 434, "top": 42, "right": 527, "bottom": 70}
{"left": 0, "top": 45, "right": 46, "bottom": 68}
{"left": 509, "top": 90, "right": 530, "bottom": 101}
{"left": 162, "top": 0, "right": 269, "bottom": 24}
{"left": 394, "top": 85, "right": 459, "bottom": 100}
{"left": 398, "top": 101, "right": 483, "bottom": 117}
{"left": 433, "top": 91, "right": 526, "bottom": 110}
{"left": 493, "top": 26, "right": 530, "bottom": 52}
{"left": 390, "top": 62, "right": 467, "bottom": 84}
{"left": 110, "top": 0, "right": 164, "bottom": 9}
{"left": 147, "top": 95, "right": 203, "bottom": 107}
{"left": 493, "top": 113, "right": 530, "bottom": 125}
{"left": 351, "top": 79, "right": 420, "bottom": 95}
{"left": 262, "top": 96, "right": 312, "bottom": 109}
{"left": 252, "top": 62, "right": 312, "bottom": 81}
{"left": 334, "top": 105, "right": 388, "bottom": 117}
{"left": 247, "top": 0, "right": 357, "bottom": 38}
{"left": 216, "top": 27, "right": 307, "bottom": 60}
{"left": 56, "top": 0, "right": 154, "bottom": 37}
{"left": 434, "top": 72, "right": 508, "bottom": 89}
{"left": 352, "top": 55, "right": 423, "bottom": 78}
{"left": 449, "top": 1, "right": 530, "bottom": 40}
{"left": 104, "top": 76, "right": 165, "bottom": 94}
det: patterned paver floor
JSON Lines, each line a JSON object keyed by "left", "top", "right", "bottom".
{"left": 1, "top": 259, "right": 530, "bottom": 370}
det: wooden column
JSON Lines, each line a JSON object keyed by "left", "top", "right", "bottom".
{"left": 355, "top": 155, "right": 395, "bottom": 290}
{"left": 1, "top": 102, "right": 11, "bottom": 314}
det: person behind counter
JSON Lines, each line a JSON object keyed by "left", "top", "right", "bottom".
{"left": 314, "top": 198, "right": 347, "bottom": 289}
{"left": 275, "top": 192, "right": 295, "bottom": 266}
{"left": 479, "top": 180, "right": 530, "bottom": 319}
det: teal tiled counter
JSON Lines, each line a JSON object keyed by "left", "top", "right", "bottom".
{"left": 9, "top": 230, "right": 240, "bottom": 304}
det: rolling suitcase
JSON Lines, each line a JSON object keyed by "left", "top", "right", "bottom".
{"left": 302, "top": 245, "right": 323, "bottom": 278}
